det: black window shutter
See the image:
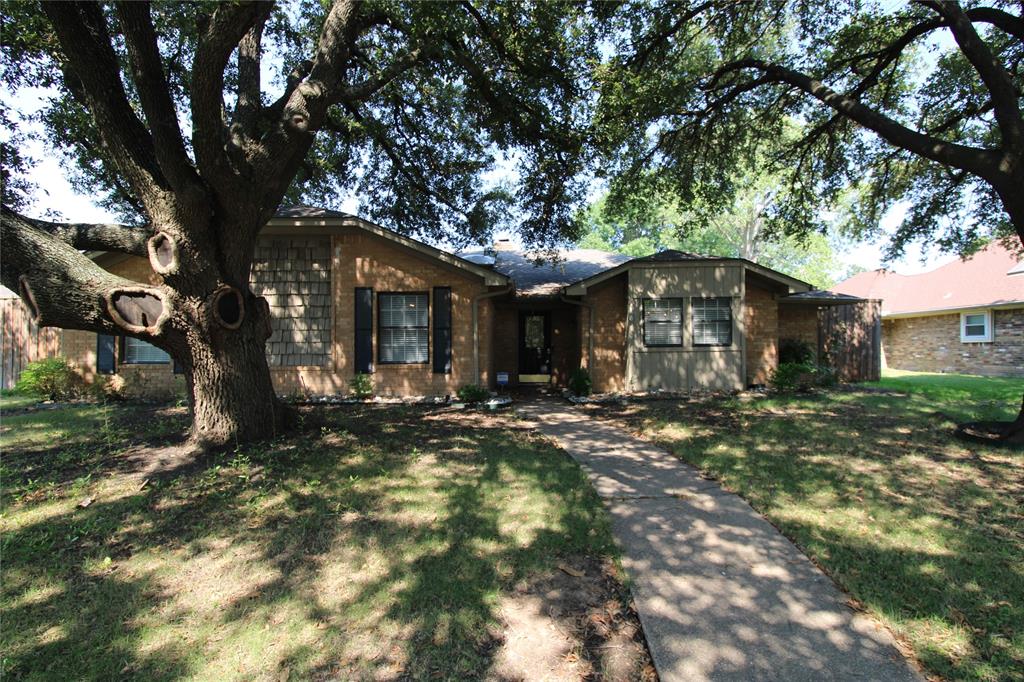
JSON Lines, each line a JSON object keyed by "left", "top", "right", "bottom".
{"left": 433, "top": 287, "right": 452, "bottom": 374}
{"left": 117, "top": 336, "right": 126, "bottom": 368}
{"left": 97, "top": 334, "right": 116, "bottom": 374}
{"left": 173, "top": 358, "right": 185, "bottom": 374}
{"left": 355, "top": 287, "right": 373, "bottom": 373}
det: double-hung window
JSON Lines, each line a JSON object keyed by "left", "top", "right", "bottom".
{"left": 960, "top": 311, "right": 992, "bottom": 342}
{"left": 692, "top": 297, "right": 732, "bottom": 346}
{"left": 379, "top": 293, "right": 429, "bottom": 363}
{"left": 643, "top": 299, "right": 683, "bottom": 346}
{"left": 124, "top": 337, "right": 171, "bottom": 364}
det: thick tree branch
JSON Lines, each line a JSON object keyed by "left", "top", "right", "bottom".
{"left": 0, "top": 207, "right": 165, "bottom": 335}
{"left": 715, "top": 58, "right": 1003, "bottom": 179}
{"left": 920, "top": 1, "right": 1024, "bottom": 152}
{"left": 236, "top": 11, "right": 269, "bottom": 133}
{"left": 115, "top": 2, "right": 200, "bottom": 195}
{"left": 21, "top": 214, "right": 151, "bottom": 256}
{"left": 336, "top": 46, "right": 426, "bottom": 102}
{"left": 191, "top": 1, "right": 273, "bottom": 194}
{"left": 42, "top": 2, "right": 170, "bottom": 212}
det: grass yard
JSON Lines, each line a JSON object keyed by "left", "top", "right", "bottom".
{"left": 586, "top": 370, "right": 1024, "bottom": 682}
{"left": 0, "top": 398, "right": 652, "bottom": 681}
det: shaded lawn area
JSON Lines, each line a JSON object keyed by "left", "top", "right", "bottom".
{"left": 0, "top": 399, "right": 651, "bottom": 680}
{"left": 586, "top": 370, "right": 1024, "bottom": 682}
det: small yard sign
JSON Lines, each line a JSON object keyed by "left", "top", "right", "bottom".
{"left": 497, "top": 372, "right": 509, "bottom": 386}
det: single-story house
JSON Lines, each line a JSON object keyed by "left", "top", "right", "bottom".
{"left": 1, "top": 206, "right": 878, "bottom": 397}
{"left": 832, "top": 241, "right": 1024, "bottom": 377}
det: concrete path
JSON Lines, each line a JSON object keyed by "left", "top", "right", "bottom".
{"left": 517, "top": 399, "right": 920, "bottom": 682}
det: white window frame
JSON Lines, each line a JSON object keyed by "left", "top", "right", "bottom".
{"left": 960, "top": 310, "right": 993, "bottom": 343}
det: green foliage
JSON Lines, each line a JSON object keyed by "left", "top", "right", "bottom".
{"left": 349, "top": 373, "right": 374, "bottom": 399}
{"left": 576, "top": 185, "right": 847, "bottom": 288}
{"left": 456, "top": 384, "right": 491, "bottom": 403}
{"left": 595, "top": 2, "right": 1023, "bottom": 260}
{"left": 568, "top": 367, "right": 592, "bottom": 397}
{"left": 779, "top": 339, "right": 815, "bottom": 365}
{"left": 770, "top": 362, "right": 836, "bottom": 392}
{"left": 0, "top": 1, "right": 601, "bottom": 246}
{"left": 14, "top": 358, "right": 81, "bottom": 401}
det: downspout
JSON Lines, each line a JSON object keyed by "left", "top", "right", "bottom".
{"left": 473, "top": 285, "right": 513, "bottom": 386}
{"left": 560, "top": 293, "right": 594, "bottom": 371}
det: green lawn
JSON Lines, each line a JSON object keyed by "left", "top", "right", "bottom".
{"left": 1, "top": 401, "right": 645, "bottom": 680}
{"left": 587, "top": 370, "right": 1024, "bottom": 682}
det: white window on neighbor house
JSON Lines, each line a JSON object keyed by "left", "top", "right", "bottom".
{"left": 124, "top": 337, "right": 171, "bottom": 364}
{"left": 960, "top": 310, "right": 993, "bottom": 343}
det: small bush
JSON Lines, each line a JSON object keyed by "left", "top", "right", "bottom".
{"left": 568, "top": 367, "right": 592, "bottom": 397}
{"left": 456, "top": 384, "right": 491, "bottom": 403}
{"left": 349, "top": 372, "right": 374, "bottom": 399}
{"left": 15, "top": 358, "right": 81, "bottom": 400}
{"left": 779, "top": 339, "right": 815, "bottom": 365}
{"left": 771, "top": 362, "right": 837, "bottom": 392}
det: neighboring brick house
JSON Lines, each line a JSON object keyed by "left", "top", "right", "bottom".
{"left": 833, "top": 242, "right": 1024, "bottom": 378}
{"left": 2, "top": 206, "right": 877, "bottom": 397}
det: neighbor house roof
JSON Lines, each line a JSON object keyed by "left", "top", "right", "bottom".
{"left": 459, "top": 248, "right": 631, "bottom": 297}
{"left": 832, "top": 241, "right": 1024, "bottom": 317}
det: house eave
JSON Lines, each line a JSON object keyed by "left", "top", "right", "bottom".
{"left": 882, "top": 300, "right": 1024, "bottom": 319}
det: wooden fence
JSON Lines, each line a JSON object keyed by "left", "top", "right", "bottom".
{"left": 0, "top": 298, "right": 62, "bottom": 390}
{"left": 818, "top": 300, "right": 881, "bottom": 382}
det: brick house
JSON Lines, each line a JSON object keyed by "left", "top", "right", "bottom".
{"left": 833, "top": 242, "right": 1024, "bottom": 378}
{"left": 2, "top": 206, "right": 876, "bottom": 397}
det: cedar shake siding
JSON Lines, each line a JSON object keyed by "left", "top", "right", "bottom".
{"left": 882, "top": 308, "right": 1024, "bottom": 377}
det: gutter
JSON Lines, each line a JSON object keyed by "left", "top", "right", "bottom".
{"left": 560, "top": 294, "right": 594, "bottom": 371}
{"left": 473, "top": 285, "right": 513, "bottom": 385}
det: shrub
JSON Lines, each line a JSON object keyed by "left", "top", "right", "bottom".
{"left": 771, "top": 362, "right": 837, "bottom": 392}
{"left": 349, "top": 372, "right": 374, "bottom": 399}
{"left": 568, "top": 367, "right": 592, "bottom": 397}
{"left": 779, "top": 338, "right": 815, "bottom": 365}
{"left": 15, "top": 358, "right": 81, "bottom": 400}
{"left": 456, "top": 384, "right": 491, "bottom": 403}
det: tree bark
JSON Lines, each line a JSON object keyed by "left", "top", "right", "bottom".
{"left": 180, "top": 301, "right": 288, "bottom": 447}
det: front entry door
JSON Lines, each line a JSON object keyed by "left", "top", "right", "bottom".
{"left": 518, "top": 312, "right": 551, "bottom": 383}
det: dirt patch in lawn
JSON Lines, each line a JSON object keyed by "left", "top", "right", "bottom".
{"left": 491, "top": 555, "right": 656, "bottom": 681}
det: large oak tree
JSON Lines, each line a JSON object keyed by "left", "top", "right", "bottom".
{"left": 595, "top": 0, "right": 1024, "bottom": 440}
{"left": 0, "top": 0, "right": 596, "bottom": 446}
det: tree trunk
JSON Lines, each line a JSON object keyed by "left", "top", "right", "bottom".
{"left": 183, "top": 311, "right": 289, "bottom": 448}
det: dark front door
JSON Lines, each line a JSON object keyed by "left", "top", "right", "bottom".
{"left": 518, "top": 312, "right": 551, "bottom": 380}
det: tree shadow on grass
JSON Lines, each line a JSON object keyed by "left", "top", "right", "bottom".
{"left": 589, "top": 390, "right": 1024, "bottom": 680}
{"left": 2, "top": 403, "right": 621, "bottom": 680}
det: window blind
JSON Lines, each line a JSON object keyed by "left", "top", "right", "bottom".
{"left": 692, "top": 297, "right": 732, "bottom": 346}
{"left": 379, "top": 293, "right": 429, "bottom": 363}
{"left": 643, "top": 299, "right": 683, "bottom": 346}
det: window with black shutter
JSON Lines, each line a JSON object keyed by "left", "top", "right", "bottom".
{"left": 433, "top": 287, "right": 451, "bottom": 374}
{"left": 378, "top": 293, "right": 429, "bottom": 364}
{"left": 355, "top": 287, "right": 373, "bottom": 373}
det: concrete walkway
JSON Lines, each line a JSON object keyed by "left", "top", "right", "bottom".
{"left": 517, "top": 399, "right": 920, "bottom": 682}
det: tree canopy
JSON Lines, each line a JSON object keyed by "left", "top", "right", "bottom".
{"left": 594, "top": 0, "right": 1024, "bottom": 259}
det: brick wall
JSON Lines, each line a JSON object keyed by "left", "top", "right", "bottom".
{"left": 585, "top": 274, "right": 627, "bottom": 393}
{"left": 63, "top": 231, "right": 494, "bottom": 399}
{"left": 252, "top": 237, "right": 331, "bottom": 367}
{"left": 778, "top": 305, "right": 819, "bottom": 362}
{"left": 882, "top": 308, "right": 1024, "bottom": 377}
{"left": 744, "top": 284, "right": 778, "bottom": 385}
